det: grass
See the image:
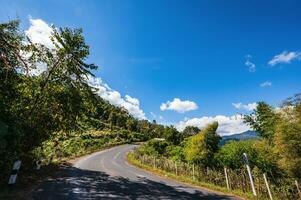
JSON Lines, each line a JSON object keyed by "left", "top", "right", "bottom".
{"left": 127, "top": 152, "right": 258, "bottom": 200}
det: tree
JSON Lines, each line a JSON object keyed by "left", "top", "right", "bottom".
{"left": 182, "top": 126, "right": 200, "bottom": 137}
{"left": 274, "top": 103, "right": 301, "bottom": 178}
{"left": 244, "top": 102, "right": 279, "bottom": 143}
{"left": 183, "top": 122, "right": 220, "bottom": 168}
{"left": 163, "top": 126, "right": 182, "bottom": 145}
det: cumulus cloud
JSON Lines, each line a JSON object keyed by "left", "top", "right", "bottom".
{"left": 245, "top": 55, "right": 256, "bottom": 72}
{"left": 87, "top": 76, "right": 146, "bottom": 119}
{"left": 260, "top": 81, "right": 272, "bottom": 87}
{"left": 232, "top": 102, "right": 258, "bottom": 111}
{"left": 24, "top": 17, "right": 54, "bottom": 76}
{"left": 176, "top": 115, "right": 251, "bottom": 136}
{"left": 160, "top": 98, "right": 198, "bottom": 113}
{"left": 25, "top": 17, "right": 54, "bottom": 50}
{"left": 268, "top": 51, "right": 301, "bottom": 66}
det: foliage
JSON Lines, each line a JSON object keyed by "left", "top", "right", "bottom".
{"left": 244, "top": 98, "right": 301, "bottom": 178}
{"left": 162, "top": 126, "right": 182, "bottom": 145}
{"left": 0, "top": 19, "right": 170, "bottom": 185}
{"left": 137, "top": 139, "right": 169, "bottom": 156}
{"left": 183, "top": 122, "right": 220, "bottom": 167}
{"left": 32, "top": 130, "right": 131, "bottom": 164}
{"left": 244, "top": 102, "right": 279, "bottom": 143}
{"left": 181, "top": 126, "right": 200, "bottom": 137}
{"left": 274, "top": 104, "right": 301, "bottom": 178}
{"left": 215, "top": 140, "right": 258, "bottom": 169}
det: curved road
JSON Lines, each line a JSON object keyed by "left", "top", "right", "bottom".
{"left": 30, "top": 144, "right": 241, "bottom": 200}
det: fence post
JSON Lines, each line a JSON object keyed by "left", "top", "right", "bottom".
{"left": 263, "top": 173, "right": 273, "bottom": 200}
{"left": 175, "top": 161, "right": 178, "bottom": 175}
{"left": 295, "top": 180, "right": 301, "bottom": 199}
{"left": 224, "top": 167, "right": 230, "bottom": 190}
{"left": 8, "top": 160, "right": 22, "bottom": 185}
{"left": 243, "top": 153, "right": 257, "bottom": 196}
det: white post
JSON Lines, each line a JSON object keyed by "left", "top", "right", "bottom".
{"left": 224, "top": 167, "right": 230, "bottom": 190}
{"left": 8, "top": 160, "right": 22, "bottom": 185}
{"left": 263, "top": 173, "right": 273, "bottom": 200}
{"left": 295, "top": 180, "right": 301, "bottom": 199}
{"left": 243, "top": 153, "right": 257, "bottom": 196}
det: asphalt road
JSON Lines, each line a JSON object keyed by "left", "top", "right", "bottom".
{"left": 29, "top": 144, "right": 241, "bottom": 200}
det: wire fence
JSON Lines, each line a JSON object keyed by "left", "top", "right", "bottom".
{"left": 132, "top": 151, "right": 300, "bottom": 200}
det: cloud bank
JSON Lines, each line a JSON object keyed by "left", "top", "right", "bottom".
{"left": 176, "top": 115, "right": 251, "bottom": 136}
{"left": 87, "top": 76, "right": 146, "bottom": 119}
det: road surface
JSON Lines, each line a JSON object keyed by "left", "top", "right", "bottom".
{"left": 29, "top": 144, "right": 241, "bottom": 200}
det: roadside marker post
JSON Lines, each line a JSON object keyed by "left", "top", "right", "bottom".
{"left": 8, "top": 160, "right": 22, "bottom": 185}
{"left": 243, "top": 153, "right": 257, "bottom": 196}
{"left": 263, "top": 173, "right": 273, "bottom": 200}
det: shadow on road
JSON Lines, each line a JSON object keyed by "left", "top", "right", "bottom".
{"left": 29, "top": 165, "right": 236, "bottom": 200}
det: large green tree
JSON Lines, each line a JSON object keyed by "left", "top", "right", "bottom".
{"left": 183, "top": 122, "right": 220, "bottom": 168}
{"left": 274, "top": 103, "right": 301, "bottom": 178}
{"left": 244, "top": 102, "right": 279, "bottom": 143}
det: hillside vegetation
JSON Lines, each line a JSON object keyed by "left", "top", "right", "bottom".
{"left": 0, "top": 20, "right": 171, "bottom": 185}
{"left": 133, "top": 96, "right": 301, "bottom": 199}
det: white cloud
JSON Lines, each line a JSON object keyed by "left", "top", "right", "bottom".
{"left": 87, "top": 76, "right": 146, "bottom": 119}
{"left": 160, "top": 98, "right": 198, "bottom": 113}
{"left": 176, "top": 115, "right": 251, "bottom": 136}
{"left": 245, "top": 55, "right": 256, "bottom": 72}
{"left": 24, "top": 17, "right": 54, "bottom": 76}
{"left": 260, "top": 81, "right": 272, "bottom": 87}
{"left": 25, "top": 17, "right": 54, "bottom": 50}
{"left": 268, "top": 51, "right": 301, "bottom": 66}
{"left": 232, "top": 102, "right": 258, "bottom": 111}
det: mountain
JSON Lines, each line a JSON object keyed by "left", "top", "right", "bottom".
{"left": 220, "top": 130, "right": 259, "bottom": 146}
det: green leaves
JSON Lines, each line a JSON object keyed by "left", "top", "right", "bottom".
{"left": 183, "top": 122, "right": 220, "bottom": 167}
{"left": 244, "top": 102, "right": 279, "bottom": 143}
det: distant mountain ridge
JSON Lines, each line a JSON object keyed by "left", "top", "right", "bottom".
{"left": 220, "top": 130, "right": 259, "bottom": 146}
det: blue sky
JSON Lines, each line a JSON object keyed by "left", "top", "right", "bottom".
{"left": 1, "top": 0, "right": 301, "bottom": 134}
